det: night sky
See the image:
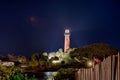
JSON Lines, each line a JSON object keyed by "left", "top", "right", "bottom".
{"left": 0, "top": 0, "right": 120, "bottom": 56}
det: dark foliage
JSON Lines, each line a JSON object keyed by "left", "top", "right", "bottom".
{"left": 70, "top": 43, "right": 118, "bottom": 60}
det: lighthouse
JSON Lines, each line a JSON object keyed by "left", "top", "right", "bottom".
{"left": 64, "top": 29, "right": 70, "bottom": 52}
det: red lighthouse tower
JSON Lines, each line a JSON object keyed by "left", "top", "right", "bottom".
{"left": 64, "top": 29, "right": 70, "bottom": 52}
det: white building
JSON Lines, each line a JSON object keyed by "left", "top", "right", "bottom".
{"left": 0, "top": 60, "right": 14, "bottom": 67}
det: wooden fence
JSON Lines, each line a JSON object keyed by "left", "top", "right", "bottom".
{"left": 75, "top": 53, "right": 120, "bottom": 80}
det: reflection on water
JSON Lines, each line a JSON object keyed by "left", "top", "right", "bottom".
{"left": 44, "top": 72, "right": 52, "bottom": 80}
{"left": 27, "top": 72, "right": 44, "bottom": 80}
{"left": 27, "top": 72, "right": 57, "bottom": 80}
{"left": 44, "top": 72, "right": 58, "bottom": 80}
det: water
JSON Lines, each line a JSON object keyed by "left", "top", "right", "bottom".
{"left": 26, "top": 72, "right": 45, "bottom": 80}
{"left": 27, "top": 72, "right": 57, "bottom": 80}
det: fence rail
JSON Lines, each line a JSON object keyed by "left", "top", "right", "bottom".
{"left": 75, "top": 53, "right": 120, "bottom": 80}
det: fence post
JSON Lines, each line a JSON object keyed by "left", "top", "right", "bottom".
{"left": 112, "top": 55, "right": 115, "bottom": 80}
{"left": 118, "top": 52, "right": 120, "bottom": 80}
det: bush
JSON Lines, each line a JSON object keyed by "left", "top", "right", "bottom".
{"left": 8, "top": 71, "right": 38, "bottom": 80}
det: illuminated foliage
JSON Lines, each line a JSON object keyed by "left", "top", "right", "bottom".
{"left": 0, "top": 65, "right": 38, "bottom": 80}
{"left": 28, "top": 53, "right": 48, "bottom": 67}
{"left": 9, "top": 71, "right": 38, "bottom": 80}
{"left": 0, "top": 65, "right": 16, "bottom": 80}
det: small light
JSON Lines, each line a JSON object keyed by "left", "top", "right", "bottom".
{"left": 65, "top": 29, "right": 70, "bottom": 34}
{"left": 86, "top": 60, "right": 94, "bottom": 68}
